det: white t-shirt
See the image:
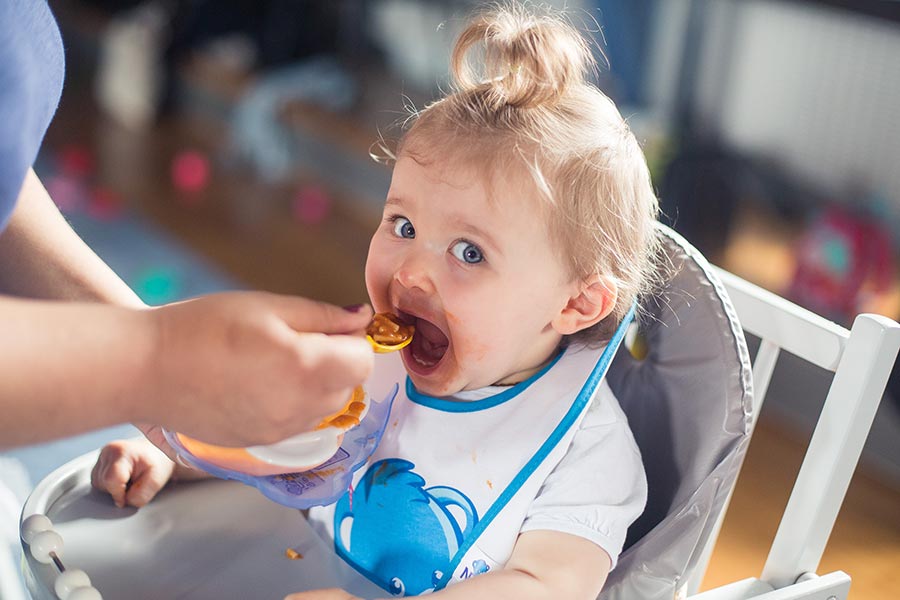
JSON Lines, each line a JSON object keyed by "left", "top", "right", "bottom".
{"left": 308, "top": 343, "right": 646, "bottom": 596}
{"left": 520, "top": 378, "right": 648, "bottom": 563}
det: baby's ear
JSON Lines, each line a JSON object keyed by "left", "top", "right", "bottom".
{"left": 552, "top": 275, "right": 617, "bottom": 336}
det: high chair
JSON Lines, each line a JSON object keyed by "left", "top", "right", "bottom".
{"left": 602, "top": 225, "right": 900, "bottom": 600}
{"left": 16, "top": 225, "right": 900, "bottom": 599}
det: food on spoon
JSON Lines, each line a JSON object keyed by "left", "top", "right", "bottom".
{"left": 366, "top": 313, "right": 415, "bottom": 353}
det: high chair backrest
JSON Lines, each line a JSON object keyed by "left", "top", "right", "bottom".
{"left": 600, "top": 224, "right": 900, "bottom": 600}
{"left": 600, "top": 225, "right": 754, "bottom": 600}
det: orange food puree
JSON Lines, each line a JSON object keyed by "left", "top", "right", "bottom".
{"left": 176, "top": 386, "right": 366, "bottom": 475}
{"left": 315, "top": 385, "right": 366, "bottom": 430}
{"left": 176, "top": 433, "right": 341, "bottom": 476}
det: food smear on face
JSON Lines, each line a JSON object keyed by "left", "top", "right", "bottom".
{"left": 366, "top": 313, "right": 415, "bottom": 353}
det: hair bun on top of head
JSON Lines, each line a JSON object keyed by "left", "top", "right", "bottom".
{"left": 451, "top": 4, "right": 593, "bottom": 110}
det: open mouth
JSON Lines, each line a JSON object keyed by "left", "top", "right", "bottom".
{"left": 397, "top": 310, "right": 449, "bottom": 373}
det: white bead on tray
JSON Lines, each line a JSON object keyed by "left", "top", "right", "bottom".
{"left": 21, "top": 514, "right": 103, "bottom": 600}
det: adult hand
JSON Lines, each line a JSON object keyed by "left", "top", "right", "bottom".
{"left": 137, "top": 292, "right": 373, "bottom": 448}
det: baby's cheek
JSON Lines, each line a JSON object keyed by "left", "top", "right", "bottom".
{"left": 364, "top": 271, "right": 390, "bottom": 311}
{"left": 452, "top": 330, "right": 492, "bottom": 363}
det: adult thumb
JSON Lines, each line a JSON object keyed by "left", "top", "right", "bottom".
{"left": 294, "top": 333, "right": 374, "bottom": 391}
{"left": 270, "top": 295, "right": 373, "bottom": 334}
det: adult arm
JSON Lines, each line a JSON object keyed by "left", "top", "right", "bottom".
{"left": 0, "top": 169, "right": 144, "bottom": 307}
{"left": 0, "top": 293, "right": 373, "bottom": 449}
{"left": 0, "top": 170, "right": 375, "bottom": 449}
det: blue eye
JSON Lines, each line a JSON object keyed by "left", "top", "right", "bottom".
{"left": 451, "top": 241, "right": 484, "bottom": 264}
{"left": 392, "top": 217, "right": 415, "bottom": 239}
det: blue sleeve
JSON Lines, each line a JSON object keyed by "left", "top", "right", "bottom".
{"left": 0, "top": 0, "right": 65, "bottom": 231}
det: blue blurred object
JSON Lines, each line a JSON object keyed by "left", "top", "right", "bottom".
{"left": 231, "top": 56, "right": 357, "bottom": 181}
{"left": 592, "top": 0, "right": 658, "bottom": 105}
{"left": 64, "top": 210, "right": 239, "bottom": 304}
{"left": 135, "top": 267, "right": 184, "bottom": 305}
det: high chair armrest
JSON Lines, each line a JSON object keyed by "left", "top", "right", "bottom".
{"left": 690, "top": 571, "right": 851, "bottom": 600}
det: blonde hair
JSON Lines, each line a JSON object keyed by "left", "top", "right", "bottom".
{"left": 393, "top": 3, "right": 661, "bottom": 344}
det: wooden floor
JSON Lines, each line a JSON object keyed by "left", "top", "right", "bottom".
{"left": 42, "top": 83, "right": 900, "bottom": 599}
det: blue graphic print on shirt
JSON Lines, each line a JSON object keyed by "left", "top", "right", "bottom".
{"left": 334, "top": 459, "right": 478, "bottom": 595}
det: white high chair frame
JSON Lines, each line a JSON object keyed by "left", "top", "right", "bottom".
{"left": 684, "top": 268, "right": 900, "bottom": 600}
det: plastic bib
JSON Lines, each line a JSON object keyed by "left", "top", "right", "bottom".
{"left": 164, "top": 383, "right": 399, "bottom": 509}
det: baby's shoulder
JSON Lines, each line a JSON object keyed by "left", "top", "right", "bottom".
{"left": 579, "top": 379, "right": 630, "bottom": 430}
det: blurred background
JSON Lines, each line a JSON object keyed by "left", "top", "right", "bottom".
{"left": 2, "top": 0, "right": 899, "bottom": 597}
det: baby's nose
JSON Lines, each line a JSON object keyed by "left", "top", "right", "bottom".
{"left": 395, "top": 255, "right": 435, "bottom": 293}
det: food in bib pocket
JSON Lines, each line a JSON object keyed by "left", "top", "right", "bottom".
{"left": 164, "top": 380, "right": 400, "bottom": 509}
{"left": 173, "top": 386, "right": 371, "bottom": 477}
{"left": 316, "top": 385, "right": 367, "bottom": 430}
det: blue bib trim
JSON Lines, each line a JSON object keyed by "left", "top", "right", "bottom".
{"left": 434, "top": 304, "right": 636, "bottom": 590}
{"left": 405, "top": 350, "right": 564, "bottom": 413}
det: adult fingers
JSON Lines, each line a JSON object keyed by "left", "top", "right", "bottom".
{"left": 293, "top": 333, "right": 374, "bottom": 393}
{"left": 267, "top": 294, "right": 373, "bottom": 335}
{"left": 135, "top": 423, "right": 179, "bottom": 462}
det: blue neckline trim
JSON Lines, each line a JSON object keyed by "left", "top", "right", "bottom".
{"left": 434, "top": 303, "right": 636, "bottom": 590}
{"left": 405, "top": 350, "right": 565, "bottom": 412}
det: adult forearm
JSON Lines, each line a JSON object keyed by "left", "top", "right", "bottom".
{"left": 0, "top": 296, "right": 155, "bottom": 448}
{"left": 0, "top": 169, "right": 144, "bottom": 307}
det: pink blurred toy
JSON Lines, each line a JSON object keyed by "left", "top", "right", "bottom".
{"left": 57, "top": 144, "right": 95, "bottom": 179}
{"left": 86, "top": 186, "right": 124, "bottom": 221}
{"left": 291, "top": 184, "right": 331, "bottom": 225}
{"left": 44, "top": 174, "right": 85, "bottom": 214}
{"left": 171, "top": 150, "right": 210, "bottom": 194}
{"left": 790, "top": 206, "right": 895, "bottom": 323}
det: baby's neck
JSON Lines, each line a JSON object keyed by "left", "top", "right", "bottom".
{"left": 492, "top": 347, "right": 562, "bottom": 387}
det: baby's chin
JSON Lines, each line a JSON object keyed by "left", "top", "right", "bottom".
{"left": 406, "top": 371, "right": 460, "bottom": 398}
{"left": 406, "top": 367, "right": 503, "bottom": 399}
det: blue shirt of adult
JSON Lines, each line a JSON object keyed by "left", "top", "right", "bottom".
{"left": 0, "top": 0, "right": 65, "bottom": 232}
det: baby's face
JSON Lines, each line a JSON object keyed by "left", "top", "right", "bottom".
{"left": 365, "top": 155, "right": 578, "bottom": 397}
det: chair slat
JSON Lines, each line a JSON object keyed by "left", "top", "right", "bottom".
{"left": 749, "top": 340, "right": 780, "bottom": 424}
{"left": 760, "top": 314, "right": 900, "bottom": 588}
{"left": 713, "top": 267, "right": 848, "bottom": 371}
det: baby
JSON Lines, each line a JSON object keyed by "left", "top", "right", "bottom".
{"left": 93, "top": 4, "right": 660, "bottom": 599}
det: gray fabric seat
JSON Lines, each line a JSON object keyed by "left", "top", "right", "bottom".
{"left": 601, "top": 225, "right": 754, "bottom": 599}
